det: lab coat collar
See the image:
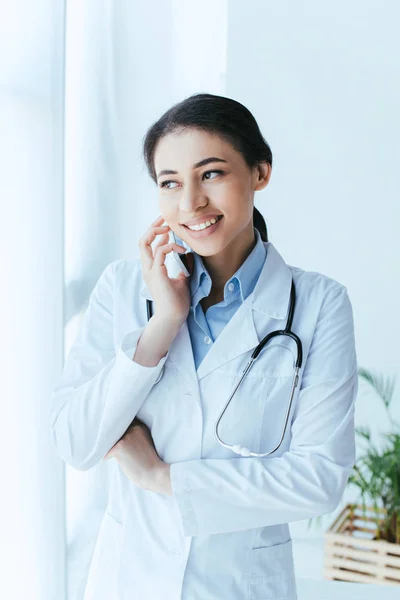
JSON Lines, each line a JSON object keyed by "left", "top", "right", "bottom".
{"left": 251, "top": 241, "right": 293, "bottom": 319}
{"left": 139, "top": 242, "right": 293, "bottom": 385}
{"left": 189, "top": 227, "right": 266, "bottom": 303}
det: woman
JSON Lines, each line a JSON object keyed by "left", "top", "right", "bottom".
{"left": 50, "top": 93, "right": 358, "bottom": 600}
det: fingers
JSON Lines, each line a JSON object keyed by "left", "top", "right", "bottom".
{"left": 152, "top": 231, "right": 169, "bottom": 254}
{"left": 151, "top": 215, "right": 166, "bottom": 227}
{"left": 153, "top": 239, "right": 185, "bottom": 269}
{"left": 138, "top": 216, "right": 170, "bottom": 272}
{"left": 138, "top": 215, "right": 186, "bottom": 274}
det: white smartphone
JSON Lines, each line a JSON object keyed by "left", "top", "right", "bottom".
{"left": 169, "top": 229, "right": 192, "bottom": 277}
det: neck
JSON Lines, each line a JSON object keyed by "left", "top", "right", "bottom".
{"left": 202, "top": 224, "right": 256, "bottom": 296}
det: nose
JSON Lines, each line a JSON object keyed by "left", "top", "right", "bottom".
{"left": 179, "top": 180, "right": 208, "bottom": 214}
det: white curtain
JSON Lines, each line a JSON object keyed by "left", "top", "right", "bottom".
{"left": 64, "top": 2, "right": 226, "bottom": 598}
{"left": 0, "top": 1, "right": 226, "bottom": 598}
{"left": 0, "top": 1, "right": 66, "bottom": 599}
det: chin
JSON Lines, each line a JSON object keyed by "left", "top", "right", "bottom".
{"left": 193, "top": 241, "right": 228, "bottom": 257}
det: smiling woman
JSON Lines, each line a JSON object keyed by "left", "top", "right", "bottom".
{"left": 143, "top": 94, "right": 270, "bottom": 254}
{"left": 50, "top": 92, "right": 358, "bottom": 600}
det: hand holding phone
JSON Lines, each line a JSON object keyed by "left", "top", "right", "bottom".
{"left": 138, "top": 215, "right": 194, "bottom": 324}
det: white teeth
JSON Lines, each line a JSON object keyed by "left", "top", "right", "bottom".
{"left": 187, "top": 216, "right": 220, "bottom": 231}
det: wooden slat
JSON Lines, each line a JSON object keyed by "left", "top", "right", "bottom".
{"left": 324, "top": 567, "right": 374, "bottom": 584}
{"left": 324, "top": 542, "right": 400, "bottom": 568}
{"left": 328, "top": 504, "right": 350, "bottom": 532}
{"left": 323, "top": 567, "right": 400, "bottom": 586}
{"left": 324, "top": 531, "right": 400, "bottom": 554}
{"left": 327, "top": 504, "right": 387, "bottom": 532}
{"left": 323, "top": 503, "right": 400, "bottom": 587}
{"left": 346, "top": 524, "right": 380, "bottom": 535}
{"left": 355, "top": 505, "right": 387, "bottom": 515}
{"left": 324, "top": 557, "right": 400, "bottom": 580}
{"left": 352, "top": 515, "right": 386, "bottom": 525}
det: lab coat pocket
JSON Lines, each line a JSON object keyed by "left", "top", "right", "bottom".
{"left": 84, "top": 510, "right": 124, "bottom": 600}
{"left": 249, "top": 539, "right": 297, "bottom": 600}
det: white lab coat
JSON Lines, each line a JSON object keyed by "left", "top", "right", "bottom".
{"left": 50, "top": 241, "right": 358, "bottom": 600}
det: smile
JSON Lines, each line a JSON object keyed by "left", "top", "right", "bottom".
{"left": 186, "top": 215, "right": 222, "bottom": 231}
{"left": 183, "top": 215, "right": 223, "bottom": 238}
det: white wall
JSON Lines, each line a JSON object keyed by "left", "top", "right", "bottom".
{"left": 114, "top": 0, "right": 227, "bottom": 263}
{"left": 226, "top": 0, "right": 400, "bottom": 542}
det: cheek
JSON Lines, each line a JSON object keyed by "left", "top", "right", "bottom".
{"left": 218, "top": 184, "right": 253, "bottom": 219}
{"left": 158, "top": 198, "right": 176, "bottom": 222}
{"left": 221, "top": 177, "right": 251, "bottom": 200}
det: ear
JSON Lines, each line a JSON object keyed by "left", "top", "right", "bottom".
{"left": 254, "top": 162, "right": 272, "bottom": 192}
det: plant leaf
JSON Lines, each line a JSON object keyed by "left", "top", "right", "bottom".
{"left": 355, "top": 426, "right": 371, "bottom": 441}
{"left": 358, "top": 367, "right": 396, "bottom": 410}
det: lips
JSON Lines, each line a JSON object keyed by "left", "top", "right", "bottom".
{"left": 183, "top": 215, "right": 223, "bottom": 238}
{"left": 183, "top": 215, "right": 223, "bottom": 230}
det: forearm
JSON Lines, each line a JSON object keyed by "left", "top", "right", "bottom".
{"left": 169, "top": 374, "right": 357, "bottom": 536}
{"left": 169, "top": 450, "right": 352, "bottom": 536}
{"left": 133, "top": 315, "right": 184, "bottom": 367}
{"left": 146, "top": 462, "right": 173, "bottom": 497}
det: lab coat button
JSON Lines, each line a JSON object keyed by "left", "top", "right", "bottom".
{"left": 204, "top": 336, "right": 211, "bottom": 345}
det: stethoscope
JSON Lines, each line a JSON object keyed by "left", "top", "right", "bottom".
{"left": 146, "top": 278, "right": 303, "bottom": 458}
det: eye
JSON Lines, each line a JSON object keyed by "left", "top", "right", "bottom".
{"left": 158, "top": 169, "right": 224, "bottom": 189}
{"left": 203, "top": 169, "right": 224, "bottom": 180}
{"left": 159, "top": 180, "right": 178, "bottom": 190}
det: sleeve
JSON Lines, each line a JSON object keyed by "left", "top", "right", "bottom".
{"left": 169, "top": 285, "right": 358, "bottom": 537}
{"left": 50, "top": 260, "right": 168, "bottom": 471}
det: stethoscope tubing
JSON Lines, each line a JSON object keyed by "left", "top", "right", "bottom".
{"left": 146, "top": 278, "right": 303, "bottom": 457}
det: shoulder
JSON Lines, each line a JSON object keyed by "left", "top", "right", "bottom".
{"left": 89, "top": 259, "right": 147, "bottom": 326}
{"left": 266, "top": 241, "right": 349, "bottom": 308}
{"left": 107, "top": 258, "right": 144, "bottom": 295}
{"left": 111, "top": 257, "right": 142, "bottom": 279}
{"left": 91, "top": 258, "right": 143, "bottom": 302}
{"left": 289, "top": 263, "right": 347, "bottom": 295}
{"left": 287, "top": 263, "right": 354, "bottom": 327}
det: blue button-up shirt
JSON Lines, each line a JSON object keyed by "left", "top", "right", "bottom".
{"left": 187, "top": 227, "right": 267, "bottom": 369}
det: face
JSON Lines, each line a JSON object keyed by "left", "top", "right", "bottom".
{"left": 153, "top": 129, "right": 271, "bottom": 257}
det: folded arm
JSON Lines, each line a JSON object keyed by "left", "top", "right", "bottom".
{"left": 170, "top": 286, "right": 358, "bottom": 536}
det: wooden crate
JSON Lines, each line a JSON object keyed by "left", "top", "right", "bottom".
{"left": 323, "top": 503, "right": 400, "bottom": 586}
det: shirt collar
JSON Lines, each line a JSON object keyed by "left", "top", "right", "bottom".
{"left": 189, "top": 227, "right": 267, "bottom": 303}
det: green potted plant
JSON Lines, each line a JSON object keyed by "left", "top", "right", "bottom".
{"left": 348, "top": 367, "right": 400, "bottom": 543}
{"left": 321, "top": 367, "right": 400, "bottom": 585}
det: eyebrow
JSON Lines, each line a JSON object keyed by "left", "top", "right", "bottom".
{"left": 157, "top": 156, "right": 228, "bottom": 179}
